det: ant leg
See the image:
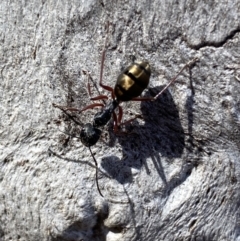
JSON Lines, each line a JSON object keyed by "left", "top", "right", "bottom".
{"left": 117, "top": 105, "right": 123, "bottom": 124}
{"left": 152, "top": 57, "right": 199, "bottom": 100}
{"left": 82, "top": 70, "right": 109, "bottom": 102}
{"left": 114, "top": 106, "right": 142, "bottom": 130}
{"left": 78, "top": 103, "right": 105, "bottom": 112}
{"left": 131, "top": 97, "right": 154, "bottom": 101}
{"left": 118, "top": 107, "right": 142, "bottom": 127}
{"left": 112, "top": 109, "right": 132, "bottom": 133}
{"left": 53, "top": 103, "right": 104, "bottom": 113}
{"left": 99, "top": 50, "right": 115, "bottom": 100}
{"left": 112, "top": 106, "right": 123, "bottom": 132}
{"left": 90, "top": 95, "right": 108, "bottom": 101}
{"left": 84, "top": 23, "right": 115, "bottom": 100}
{"left": 98, "top": 23, "right": 116, "bottom": 100}
{"left": 119, "top": 114, "right": 143, "bottom": 126}
{"left": 131, "top": 57, "right": 199, "bottom": 102}
{"left": 112, "top": 111, "right": 119, "bottom": 132}
{"left": 113, "top": 58, "right": 199, "bottom": 127}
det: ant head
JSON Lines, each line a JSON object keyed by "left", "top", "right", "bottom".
{"left": 80, "top": 123, "right": 102, "bottom": 147}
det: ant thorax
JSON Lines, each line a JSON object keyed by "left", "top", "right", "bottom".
{"left": 93, "top": 100, "right": 119, "bottom": 128}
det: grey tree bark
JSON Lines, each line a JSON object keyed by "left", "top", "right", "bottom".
{"left": 0, "top": 0, "right": 240, "bottom": 240}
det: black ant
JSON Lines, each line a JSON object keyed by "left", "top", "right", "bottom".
{"left": 53, "top": 25, "right": 198, "bottom": 198}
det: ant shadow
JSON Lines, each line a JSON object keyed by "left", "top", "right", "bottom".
{"left": 101, "top": 85, "right": 188, "bottom": 189}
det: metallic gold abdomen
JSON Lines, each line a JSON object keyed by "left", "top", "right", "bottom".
{"left": 114, "top": 61, "right": 151, "bottom": 101}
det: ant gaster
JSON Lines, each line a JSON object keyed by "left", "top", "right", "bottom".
{"left": 53, "top": 24, "right": 198, "bottom": 198}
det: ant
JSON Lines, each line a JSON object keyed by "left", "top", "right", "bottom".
{"left": 53, "top": 24, "right": 198, "bottom": 198}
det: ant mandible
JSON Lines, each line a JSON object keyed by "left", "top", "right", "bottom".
{"left": 53, "top": 23, "right": 198, "bottom": 198}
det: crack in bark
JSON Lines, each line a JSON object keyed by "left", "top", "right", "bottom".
{"left": 188, "top": 27, "right": 240, "bottom": 50}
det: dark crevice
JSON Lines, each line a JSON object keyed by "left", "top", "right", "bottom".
{"left": 187, "top": 27, "right": 240, "bottom": 50}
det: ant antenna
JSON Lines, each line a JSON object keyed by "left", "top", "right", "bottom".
{"left": 88, "top": 146, "right": 104, "bottom": 197}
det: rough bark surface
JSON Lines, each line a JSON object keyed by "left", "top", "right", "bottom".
{"left": 0, "top": 0, "right": 240, "bottom": 240}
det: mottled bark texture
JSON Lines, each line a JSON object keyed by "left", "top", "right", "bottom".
{"left": 0, "top": 0, "right": 240, "bottom": 240}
